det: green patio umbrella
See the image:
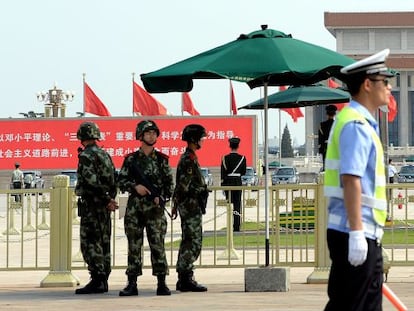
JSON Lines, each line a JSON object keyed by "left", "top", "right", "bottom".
{"left": 141, "top": 25, "right": 355, "bottom": 267}
{"left": 239, "top": 84, "right": 350, "bottom": 110}
{"left": 141, "top": 26, "right": 354, "bottom": 93}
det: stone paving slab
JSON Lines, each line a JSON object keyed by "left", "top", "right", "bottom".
{"left": 0, "top": 267, "right": 413, "bottom": 311}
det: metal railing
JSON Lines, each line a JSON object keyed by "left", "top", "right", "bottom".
{"left": 1, "top": 175, "right": 414, "bottom": 286}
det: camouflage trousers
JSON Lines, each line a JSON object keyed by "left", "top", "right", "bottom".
{"left": 80, "top": 203, "right": 111, "bottom": 277}
{"left": 176, "top": 206, "right": 203, "bottom": 274}
{"left": 124, "top": 201, "right": 169, "bottom": 276}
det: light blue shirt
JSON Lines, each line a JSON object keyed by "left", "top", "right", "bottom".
{"left": 327, "top": 100, "right": 383, "bottom": 239}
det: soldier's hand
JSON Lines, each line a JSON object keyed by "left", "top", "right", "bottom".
{"left": 107, "top": 198, "right": 119, "bottom": 212}
{"left": 135, "top": 184, "right": 151, "bottom": 196}
{"left": 171, "top": 206, "right": 178, "bottom": 220}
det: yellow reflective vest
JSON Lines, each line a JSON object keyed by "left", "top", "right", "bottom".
{"left": 324, "top": 107, "right": 387, "bottom": 226}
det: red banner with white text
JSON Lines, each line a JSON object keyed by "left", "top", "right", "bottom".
{"left": 0, "top": 116, "right": 256, "bottom": 170}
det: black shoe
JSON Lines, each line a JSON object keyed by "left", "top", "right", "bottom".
{"left": 119, "top": 276, "right": 138, "bottom": 296}
{"left": 156, "top": 284, "right": 171, "bottom": 296}
{"left": 156, "top": 274, "right": 171, "bottom": 296}
{"left": 177, "top": 272, "right": 207, "bottom": 292}
{"left": 75, "top": 278, "right": 106, "bottom": 294}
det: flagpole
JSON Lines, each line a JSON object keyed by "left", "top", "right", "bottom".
{"left": 82, "top": 73, "right": 86, "bottom": 115}
{"left": 181, "top": 93, "right": 184, "bottom": 116}
{"left": 279, "top": 108, "right": 282, "bottom": 166}
{"left": 132, "top": 72, "right": 135, "bottom": 116}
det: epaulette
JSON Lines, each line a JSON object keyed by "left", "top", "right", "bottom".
{"left": 353, "top": 120, "right": 365, "bottom": 125}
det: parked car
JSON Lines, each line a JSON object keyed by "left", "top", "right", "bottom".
{"left": 201, "top": 167, "right": 213, "bottom": 186}
{"left": 241, "top": 167, "right": 259, "bottom": 186}
{"left": 61, "top": 170, "right": 78, "bottom": 188}
{"left": 398, "top": 165, "right": 414, "bottom": 183}
{"left": 271, "top": 166, "right": 300, "bottom": 185}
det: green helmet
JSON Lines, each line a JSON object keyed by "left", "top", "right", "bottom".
{"left": 77, "top": 122, "right": 101, "bottom": 141}
{"left": 136, "top": 120, "right": 160, "bottom": 140}
{"left": 182, "top": 124, "right": 206, "bottom": 143}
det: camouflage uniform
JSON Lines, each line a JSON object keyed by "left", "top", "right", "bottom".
{"left": 118, "top": 148, "right": 173, "bottom": 277}
{"left": 172, "top": 123, "right": 208, "bottom": 292}
{"left": 173, "top": 147, "right": 206, "bottom": 273}
{"left": 75, "top": 122, "right": 117, "bottom": 294}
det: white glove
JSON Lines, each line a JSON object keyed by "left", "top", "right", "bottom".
{"left": 348, "top": 230, "right": 368, "bottom": 266}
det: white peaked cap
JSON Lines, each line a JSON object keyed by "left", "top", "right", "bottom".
{"left": 341, "top": 49, "right": 394, "bottom": 77}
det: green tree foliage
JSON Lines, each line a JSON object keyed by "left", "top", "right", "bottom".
{"left": 281, "top": 124, "right": 294, "bottom": 158}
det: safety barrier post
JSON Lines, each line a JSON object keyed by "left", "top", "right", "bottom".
{"left": 41, "top": 175, "right": 79, "bottom": 287}
{"left": 23, "top": 194, "right": 36, "bottom": 232}
{"left": 3, "top": 197, "right": 21, "bottom": 235}
{"left": 217, "top": 187, "right": 240, "bottom": 260}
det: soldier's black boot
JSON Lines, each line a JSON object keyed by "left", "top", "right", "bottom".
{"left": 177, "top": 271, "right": 207, "bottom": 292}
{"left": 75, "top": 273, "right": 106, "bottom": 294}
{"left": 119, "top": 275, "right": 138, "bottom": 296}
{"left": 156, "top": 274, "right": 171, "bottom": 296}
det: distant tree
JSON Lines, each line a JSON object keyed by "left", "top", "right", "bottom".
{"left": 281, "top": 124, "right": 294, "bottom": 158}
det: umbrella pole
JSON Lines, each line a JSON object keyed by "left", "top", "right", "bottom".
{"left": 264, "top": 82, "right": 270, "bottom": 266}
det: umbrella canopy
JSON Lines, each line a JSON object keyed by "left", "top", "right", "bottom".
{"left": 141, "top": 26, "right": 354, "bottom": 93}
{"left": 140, "top": 25, "right": 355, "bottom": 268}
{"left": 239, "top": 84, "right": 350, "bottom": 110}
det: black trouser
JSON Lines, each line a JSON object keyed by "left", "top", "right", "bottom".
{"left": 325, "top": 229, "right": 383, "bottom": 311}
{"left": 225, "top": 190, "right": 242, "bottom": 231}
{"left": 13, "top": 182, "right": 22, "bottom": 202}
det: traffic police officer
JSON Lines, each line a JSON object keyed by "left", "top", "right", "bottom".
{"left": 221, "top": 137, "right": 246, "bottom": 232}
{"left": 75, "top": 122, "right": 118, "bottom": 294}
{"left": 172, "top": 124, "right": 208, "bottom": 292}
{"left": 118, "top": 120, "right": 174, "bottom": 296}
{"left": 324, "top": 49, "right": 394, "bottom": 311}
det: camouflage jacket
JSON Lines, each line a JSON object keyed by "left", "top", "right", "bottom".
{"left": 118, "top": 148, "right": 174, "bottom": 204}
{"left": 173, "top": 147, "right": 207, "bottom": 205}
{"left": 75, "top": 143, "right": 117, "bottom": 204}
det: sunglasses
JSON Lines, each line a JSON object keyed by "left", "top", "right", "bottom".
{"left": 368, "top": 78, "right": 390, "bottom": 87}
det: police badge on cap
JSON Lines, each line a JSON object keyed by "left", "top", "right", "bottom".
{"left": 340, "top": 49, "right": 394, "bottom": 77}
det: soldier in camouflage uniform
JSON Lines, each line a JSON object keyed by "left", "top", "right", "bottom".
{"left": 74, "top": 122, "right": 118, "bottom": 295}
{"left": 171, "top": 124, "right": 208, "bottom": 292}
{"left": 118, "top": 120, "right": 174, "bottom": 296}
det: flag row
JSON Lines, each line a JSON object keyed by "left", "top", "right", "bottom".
{"left": 84, "top": 78, "right": 239, "bottom": 117}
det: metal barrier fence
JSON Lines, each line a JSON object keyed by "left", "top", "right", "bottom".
{"left": 1, "top": 175, "right": 414, "bottom": 283}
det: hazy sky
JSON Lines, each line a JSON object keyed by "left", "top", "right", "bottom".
{"left": 1, "top": 0, "right": 412, "bottom": 145}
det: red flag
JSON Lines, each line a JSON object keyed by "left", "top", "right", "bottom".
{"left": 84, "top": 82, "right": 111, "bottom": 116}
{"left": 328, "top": 78, "right": 348, "bottom": 111}
{"left": 182, "top": 92, "right": 200, "bottom": 116}
{"left": 388, "top": 94, "right": 397, "bottom": 122}
{"left": 133, "top": 82, "right": 167, "bottom": 116}
{"left": 230, "top": 81, "right": 237, "bottom": 115}
{"left": 279, "top": 86, "right": 304, "bottom": 123}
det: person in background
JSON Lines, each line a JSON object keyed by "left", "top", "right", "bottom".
{"left": 221, "top": 137, "right": 246, "bottom": 232}
{"left": 117, "top": 120, "right": 174, "bottom": 296}
{"left": 388, "top": 158, "right": 398, "bottom": 184}
{"left": 323, "top": 49, "right": 394, "bottom": 311}
{"left": 318, "top": 104, "right": 338, "bottom": 170}
{"left": 24, "top": 173, "right": 33, "bottom": 189}
{"left": 172, "top": 124, "right": 209, "bottom": 292}
{"left": 11, "top": 162, "right": 24, "bottom": 202}
{"left": 74, "top": 122, "right": 118, "bottom": 295}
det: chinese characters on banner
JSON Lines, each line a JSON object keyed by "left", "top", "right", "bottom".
{"left": 0, "top": 116, "right": 255, "bottom": 169}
